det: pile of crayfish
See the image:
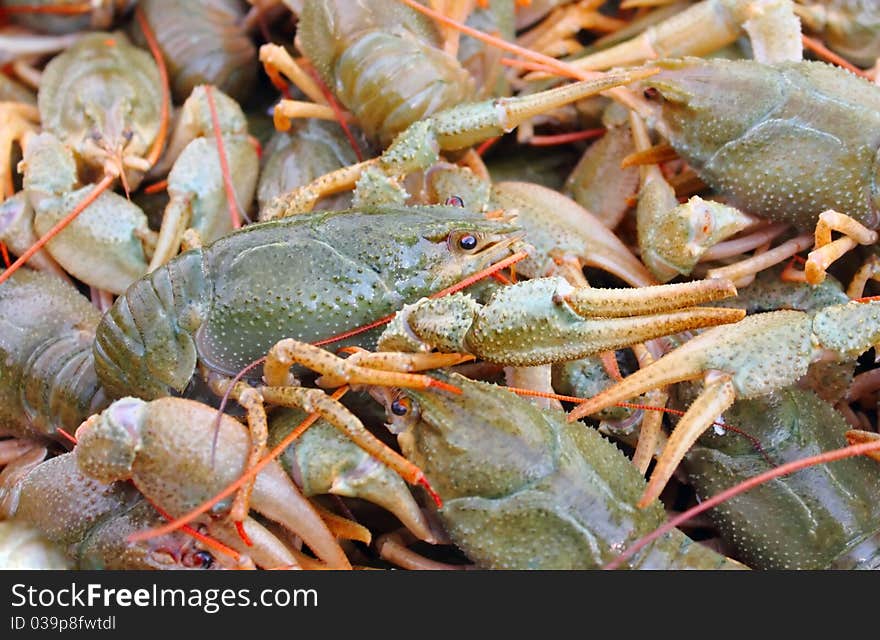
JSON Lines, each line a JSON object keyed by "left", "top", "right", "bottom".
{"left": 1, "top": 0, "right": 879, "bottom": 570}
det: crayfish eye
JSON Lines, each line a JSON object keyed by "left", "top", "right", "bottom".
{"left": 447, "top": 230, "right": 483, "bottom": 254}
{"left": 643, "top": 87, "right": 660, "bottom": 100}
{"left": 193, "top": 550, "right": 215, "bottom": 569}
{"left": 391, "top": 398, "right": 411, "bottom": 416}
{"left": 122, "top": 128, "right": 134, "bottom": 142}
{"left": 458, "top": 234, "right": 478, "bottom": 251}
{"left": 181, "top": 548, "right": 215, "bottom": 569}
{"left": 459, "top": 234, "right": 478, "bottom": 251}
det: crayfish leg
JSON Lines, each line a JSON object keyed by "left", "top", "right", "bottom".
{"left": 258, "top": 43, "right": 327, "bottom": 106}
{"left": 629, "top": 343, "right": 670, "bottom": 475}
{"left": 272, "top": 100, "right": 348, "bottom": 129}
{"left": 517, "top": 1, "right": 626, "bottom": 58}
{"left": 228, "top": 387, "right": 268, "bottom": 530}
{"left": 258, "top": 385, "right": 443, "bottom": 509}
{"left": 376, "top": 529, "right": 473, "bottom": 570}
{"left": 504, "top": 364, "right": 563, "bottom": 411}
{"left": 262, "top": 159, "right": 375, "bottom": 218}
{"left": 263, "top": 339, "right": 464, "bottom": 393}
{"left": 845, "top": 255, "right": 880, "bottom": 299}
{"left": 844, "top": 430, "right": 880, "bottom": 463}
{"left": 805, "top": 211, "right": 878, "bottom": 285}
{"left": 707, "top": 233, "right": 814, "bottom": 286}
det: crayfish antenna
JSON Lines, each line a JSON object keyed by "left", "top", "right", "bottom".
{"left": 135, "top": 5, "right": 169, "bottom": 168}
{"left": 204, "top": 85, "right": 243, "bottom": 230}
{"left": 0, "top": 173, "right": 114, "bottom": 285}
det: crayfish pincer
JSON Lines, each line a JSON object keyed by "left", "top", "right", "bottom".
{"left": 571, "top": 297, "right": 880, "bottom": 509}
{"left": 75, "top": 396, "right": 351, "bottom": 570}
{"left": 640, "top": 57, "right": 880, "bottom": 282}
{"left": 383, "top": 373, "right": 746, "bottom": 570}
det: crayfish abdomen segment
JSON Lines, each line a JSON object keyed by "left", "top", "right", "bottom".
{"left": 0, "top": 270, "right": 105, "bottom": 440}
{"left": 299, "top": 0, "right": 475, "bottom": 145}
{"left": 94, "top": 249, "right": 210, "bottom": 400}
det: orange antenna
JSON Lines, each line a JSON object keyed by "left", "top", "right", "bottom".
{"left": 210, "top": 356, "right": 267, "bottom": 466}
{"left": 476, "top": 137, "right": 501, "bottom": 156}
{"left": 801, "top": 34, "right": 871, "bottom": 80}
{"left": 56, "top": 428, "right": 77, "bottom": 446}
{"left": 143, "top": 178, "right": 168, "bottom": 194}
{"left": 0, "top": 174, "right": 114, "bottom": 285}
{"left": 505, "top": 386, "right": 769, "bottom": 462}
{"left": 145, "top": 498, "right": 243, "bottom": 563}
{"left": 204, "top": 85, "right": 245, "bottom": 228}
{"left": 602, "top": 436, "right": 880, "bottom": 569}
{"left": 135, "top": 6, "right": 170, "bottom": 168}
{"left": 528, "top": 128, "right": 606, "bottom": 146}
{"left": 1, "top": 3, "right": 92, "bottom": 15}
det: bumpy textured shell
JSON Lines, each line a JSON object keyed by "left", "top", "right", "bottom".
{"left": 647, "top": 58, "right": 880, "bottom": 229}
{"left": 132, "top": 0, "right": 258, "bottom": 104}
{"left": 400, "top": 374, "right": 741, "bottom": 569}
{"left": 299, "top": 0, "right": 475, "bottom": 144}
{"left": 684, "top": 388, "right": 880, "bottom": 569}
{"left": 0, "top": 270, "right": 104, "bottom": 439}
{"left": 38, "top": 32, "right": 162, "bottom": 162}
{"left": 94, "top": 207, "right": 520, "bottom": 398}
